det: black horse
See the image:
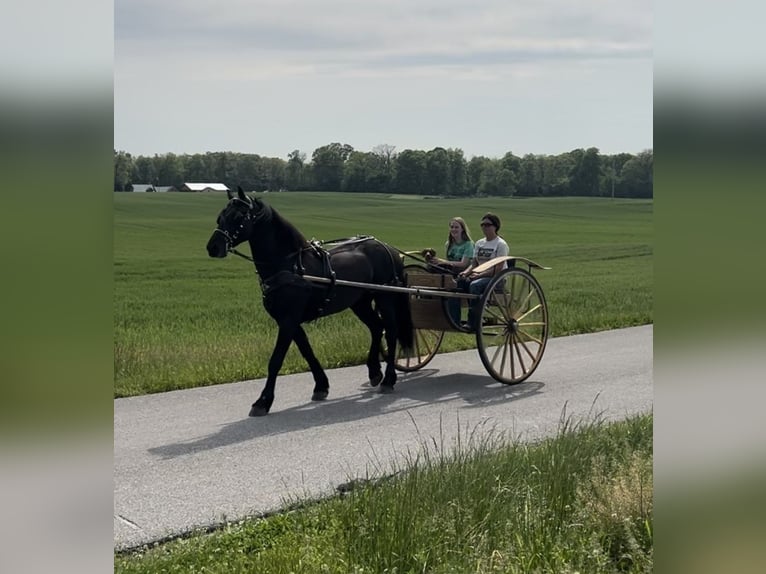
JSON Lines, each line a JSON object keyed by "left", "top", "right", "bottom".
{"left": 206, "top": 187, "right": 414, "bottom": 416}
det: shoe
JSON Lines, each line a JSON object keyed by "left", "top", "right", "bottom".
{"left": 459, "top": 321, "right": 474, "bottom": 332}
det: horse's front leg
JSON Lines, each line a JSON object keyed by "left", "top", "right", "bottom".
{"left": 292, "top": 325, "right": 329, "bottom": 401}
{"left": 250, "top": 325, "right": 295, "bottom": 417}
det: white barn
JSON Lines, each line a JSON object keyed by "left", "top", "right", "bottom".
{"left": 130, "top": 184, "right": 155, "bottom": 193}
{"left": 179, "top": 183, "right": 230, "bottom": 192}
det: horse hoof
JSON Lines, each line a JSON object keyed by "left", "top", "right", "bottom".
{"left": 379, "top": 384, "right": 395, "bottom": 394}
{"left": 249, "top": 405, "right": 269, "bottom": 417}
{"left": 312, "top": 391, "right": 328, "bottom": 401}
{"left": 369, "top": 373, "right": 384, "bottom": 387}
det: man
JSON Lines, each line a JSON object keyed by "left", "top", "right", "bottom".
{"left": 455, "top": 212, "right": 509, "bottom": 329}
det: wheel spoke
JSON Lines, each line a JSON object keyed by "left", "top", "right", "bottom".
{"left": 489, "top": 335, "right": 505, "bottom": 371}
{"left": 518, "top": 321, "right": 546, "bottom": 328}
{"left": 485, "top": 304, "right": 506, "bottom": 323}
{"left": 413, "top": 332, "right": 424, "bottom": 361}
{"left": 513, "top": 336, "right": 534, "bottom": 373}
{"left": 513, "top": 290, "right": 536, "bottom": 319}
{"left": 514, "top": 332, "right": 538, "bottom": 363}
{"left": 516, "top": 326, "right": 543, "bottom": 347}
{"left": 417, "top": 331, "right": 434, "bottom": 359}
{"left": 508, "top": 332, "right": 516, "bottom": 380}
{"left": 515, "top": 302, "right": 541, "bottom": 323}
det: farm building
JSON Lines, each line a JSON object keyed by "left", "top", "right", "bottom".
{"left": 129, "top": 184, "right": 156, "bottom": 192}
{"left": 179, "top": 183, "right": 230, "bottom": 193}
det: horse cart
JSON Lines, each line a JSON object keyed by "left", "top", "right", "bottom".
{"left": 208, "top": 189, "right": 550, "bottom": 415}
{"left": 301, "top": 248, "right": 551, "bottom": 385}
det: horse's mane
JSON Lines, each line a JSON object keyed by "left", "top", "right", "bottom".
{"left": 265, "top": 203, "right": 310, "bottom": 252}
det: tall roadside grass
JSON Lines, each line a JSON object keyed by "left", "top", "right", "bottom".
{"left": 115, "top": 412, "right": 653, "bottom": 573}
{"left": 115, "top": 193, "right": 652, "bottom": 397}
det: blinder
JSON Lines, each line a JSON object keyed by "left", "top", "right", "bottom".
{"left": 213, "top": 195, "right": 269, "bottom": 251}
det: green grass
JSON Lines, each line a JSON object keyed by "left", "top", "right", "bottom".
{"left": 115, "top": 193, "right": 652, "bottom": 397}
{"left": 114, "top": 412, "right": 653, "bottom": 573}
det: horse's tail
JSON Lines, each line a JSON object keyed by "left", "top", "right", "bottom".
{"left": 392, "top": 260, "right": 414, "bottom": 352}
{"left": 395, "top": 290, "right": 414, "bottom": 352}
{"left": 378, "top": 241, "right": 414, "bottom": 352}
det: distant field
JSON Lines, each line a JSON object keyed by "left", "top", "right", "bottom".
{"left": 114, "top": 192, "right": 652, "bottom": 397}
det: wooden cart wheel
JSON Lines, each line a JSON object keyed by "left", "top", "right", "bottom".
{"left": 475, "top": 267, "right": 549, "bottom": 384}
{"left": 385, "top": 264, "right": 445, "bottom": 372}
{"left": 393, "top": 325, "right": 445, "bottom": 372}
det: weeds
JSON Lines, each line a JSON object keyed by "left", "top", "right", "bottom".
{"left": 116, "top": 412, "right": 653, "bottom": 573}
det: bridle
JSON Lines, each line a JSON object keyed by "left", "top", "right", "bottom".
{"left": 212, "top": 196, "right": 267, "bottom": 262}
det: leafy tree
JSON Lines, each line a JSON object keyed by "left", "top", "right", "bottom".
{"left": 466, "top": 156, "right": 489, "bottom": 196}
{"left": 393, "top": 149, "right": 427, "bottom": 195}
{"left": 518, "top": 154, "right": 542, "bottom": 197}
{"left": 132, "top": 155, "right": 157, "bottom": 186}
{"left": 342, "top": 151, "right": 392, "bottom": 193}
{"left": 425, "top": 147, "right": 450, "bottom": 195}
{"left": 262, "top": 157, "right": 286, "bottom": 191}
{"left": 117, "top": 145, "right": 652, "bottom": 199}
{"left": 569, "top": 147, "right": 601, "bottom": 196}
{"left": 447, "top": 148, "right": 468, "bottom": 196}
{"left": 619, "top": 149, "right": 653, "bottom": 198}
{"left": 494, "top": 165, "right": 516, "bottom": 197}
{"left": 114, "top": 150, "right": 133, "bottom": 191}
{"left": 183, "top": 154, "right": 208, "bottom": 183}
{"left": 155, "top": 153, "right": 184, "bottom": 187}
{"left": 312, "top": 143, "right": 353, "bottom": 191}
{"left": 499, "top": 152, "right": 520, "bottom": 196}
{"left": 371, "top": 144, "right": 397, "bottom": 192}
{"left": 285, "top": 150, "right": 306, "bottom": 190}
{"left": 236, "top": 154, "right": 264, "bottom": 191}
{"left": 541, "top": 154, "right": 574, "bottom": 196}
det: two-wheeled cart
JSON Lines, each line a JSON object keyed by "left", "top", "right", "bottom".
{"left": 303, "top": 248, "right": 550, "bottom": 385}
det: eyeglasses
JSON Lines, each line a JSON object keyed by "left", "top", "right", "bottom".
{"left": 480, "top": 222, "right": 493, "bottom": 227}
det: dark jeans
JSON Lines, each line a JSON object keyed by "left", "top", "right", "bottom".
{"left": 450, "top": 276, "right": 492, "bottom": 327}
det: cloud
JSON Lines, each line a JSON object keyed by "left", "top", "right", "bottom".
{"left": 116, "top": 0, "right": 651, "bottom": 77}
{"left": 114, "top": 0, "right": 652, "bottom": 157}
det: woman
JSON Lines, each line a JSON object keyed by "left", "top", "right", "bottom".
{"left": 426, "top": 217, "right": 474, "bottom": 274}
{"left": 426, "top": 217, "right": 474, "bottom": 326}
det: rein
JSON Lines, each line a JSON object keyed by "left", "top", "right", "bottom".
{"left": 228, "top": 246, "right": 255, "bottom": 262}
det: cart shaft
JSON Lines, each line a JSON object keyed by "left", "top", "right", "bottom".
{"left": 302, "top": 274, "right": 477, "bottom": 300}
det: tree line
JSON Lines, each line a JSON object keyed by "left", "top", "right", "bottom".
{"left": 114, "top": 144, "right": 653, "bottom": 198}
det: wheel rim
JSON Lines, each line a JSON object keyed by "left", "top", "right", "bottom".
{"left": 394, "top": 327, "right": 444, "bottom": 371}
{"left": 477, "top": 268, "right": 549, "bottom": 384}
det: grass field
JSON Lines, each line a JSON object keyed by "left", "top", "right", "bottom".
{"left": 115, "top": 193, "right": 652, "bottom": 397}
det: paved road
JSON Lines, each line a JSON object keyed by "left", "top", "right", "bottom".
{"left": 114, "top": 325, "right": 653, "bottom": 550}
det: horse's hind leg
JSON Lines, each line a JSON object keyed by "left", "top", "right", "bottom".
{"left": 351, "top": 297, "right": 384, "bottom": 387}
{"left": 376, "top": 295, "right": 399, "bottom": 393}
{"left": 292, "top": 326, "right": 329, "bottom": 401}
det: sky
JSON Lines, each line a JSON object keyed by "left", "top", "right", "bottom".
{"left": 114, "top": 0, "right": 653, "bottom": 160}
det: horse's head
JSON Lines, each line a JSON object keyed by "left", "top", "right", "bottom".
{"left": 206, "top": 186, "right": 264, "bottom": 258}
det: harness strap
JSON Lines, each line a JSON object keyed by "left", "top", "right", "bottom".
{"left": 306, "top": 241, "right": 336, "bottom": 316}
{"left": 320, "top": 235, "right": 375, "bottom": 250}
